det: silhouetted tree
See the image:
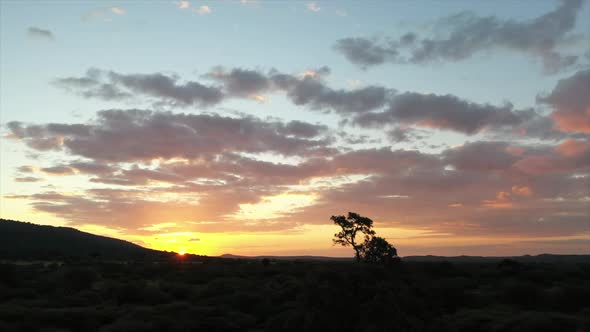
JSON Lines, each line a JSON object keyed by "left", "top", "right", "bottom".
{"left": 362, "top": 236, "right": 398, "bottom": 264}
{"left": 332, "top": 212, "right": 376, "bottom": 262}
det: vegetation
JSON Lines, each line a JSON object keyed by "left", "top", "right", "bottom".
{"left": 332, "top": 212, "right": 398, "bottom": 264}
{"left": 0, "top": 257, "right": 589, "bottom": 331}
{"left": 0, "top": 219, "right": 588, "bottom": 331}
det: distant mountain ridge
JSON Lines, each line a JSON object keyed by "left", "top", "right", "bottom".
{"left": 220, "top": 254, "right": 353, "bottom": 261}
{"left": 0, "top": 218, "right": 168, "bottom": 260}
{"left": 220, "top": 253, "right": 590, "bottom": 263}
{"left": 402, "top": 254, "right": 590, "bottom": 263}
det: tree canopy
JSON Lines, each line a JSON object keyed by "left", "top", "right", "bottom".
{"left": 331, "top": 212, "right": 398, "bottom": 263}
{"left": 362, "top": 236, "right": 398, "bottom": 264}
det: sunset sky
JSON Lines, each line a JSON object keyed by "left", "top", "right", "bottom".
{"left": 1, "top": 0, "right": 589, "bottom": 257}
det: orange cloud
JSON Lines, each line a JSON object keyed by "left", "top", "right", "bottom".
{"left": 496, "top": 191, "right": 511, "bottom": 200}
{"left": 555, "top": 139, "right": 590, "bottom": 157}
{"left": 252, "top": 95, "right": 268, "bottom": 103}
{"left": 197, "top": 5, "right": 211, "bottom": 15}
{"left": 512, "top": 155, "right": 567, "bottom": 175}
{"left": 512, "top": 185, "right": 533, "bottom": 197}
{"left": 178, "top": 1, "right": 190, "bottom": 9}
{"left": 505, "top": 146, "right": 525, "bottom": 156}
{"left": 551, "top": 107, "right": 590, "bottom": 133}
{"left": 482, "top": 200, "right": 513, "bottom": 208}
{"left": 539, "top": 69, "right": 590, "bottom": 134}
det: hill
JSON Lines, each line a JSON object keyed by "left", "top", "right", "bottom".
{"left": 0, "top": 218, "right": 170, "bottom": 260}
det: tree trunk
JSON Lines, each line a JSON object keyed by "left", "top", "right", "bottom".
{"left": 354, "top": 247, "right": 361, "bottom": 262}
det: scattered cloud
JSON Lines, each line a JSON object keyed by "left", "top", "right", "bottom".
{"left": 354, "top": 92, "right": 536, "bottom": 134}
{"left": 307, "top": 2, "right": 321, "bottom": 12}
{"left": 178, "top": 1, "right": 190, "bottom": 9}
{"left": 538, "top": 69, "right": 590, "bottom": 133}
{"left": 40, "top": 166, "right": 75, "bottom": 176}
{"left": 27, "top": 27, "right": 54, "bottom": 41}
{"left": 4, "top": 0, "right": 590, "bottom": 255}
{"left": 54, "top": 66, "right": 392, "bottom": 113}
{"left": 54, "top": 68, "right": 222, "bottom": 107}
{"left": 6, "top": 109, "right": 332, "bottom": 162}
{"left": 197, "top": 5, "right": 211, "bottom": 15}
{"left": 512, "top": 185, "right": 533, "bottom": 197}
{"left": 334, "top": 0, "right": 584, "bottom": 73}
{"left": 110, "top": 6, "right": 125, "bottom": 15}
{"left": 14, "top": 177, "right": 44, "bottom": 183}
{"left": 306, "top": 2, "right": 322, "bottom": 13}
{"left": 555, "top": 139, "right": 590, "bottom": 157}
{"left": 6, "top": 103, "right": 589, "bottom": 238}
{"left": 83, "top": 6, "right": 126, "bottom": 21}
{"left": 54, "top": 66, "right": 582, "bottom": 140}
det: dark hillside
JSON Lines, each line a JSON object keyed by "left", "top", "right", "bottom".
{"left": 0, "top": 219, "right": 166, "bottom": 260}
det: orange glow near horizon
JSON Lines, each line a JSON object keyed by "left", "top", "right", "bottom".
{"left": 2, "top": 206, "right": 590, "bottom": 256}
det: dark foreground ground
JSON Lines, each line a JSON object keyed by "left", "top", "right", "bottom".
{"left": 0, "top": 258, "right": 589, "bottom": 332}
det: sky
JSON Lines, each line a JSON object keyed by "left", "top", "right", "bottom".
{"left": 1, "top": 0, "right": 589, "bottom": 257}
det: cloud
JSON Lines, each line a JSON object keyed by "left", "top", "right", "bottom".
{"left": 54, "top": 68, "right": 222, "bottom": 107}
{"left": 17, "top": 165, "right": 35, "bottom": 173}
{"left": 6, "top": 109, "right": 589, "bottom": 240}
{"left": 443, "top": 140, "right": 590, "bottom": 176}
{"left": 538, "top": 69, "right": 590, "bottom": 133}
{"left": 27, "top": 27, "right": 54, "bottom": 41}
{"left": 6, "top": 109, "right": 332, "bottom": 162}
{"left": 40, "top": 166, "right": 75, "bottom": 175}
{"left": 197, "top": 5, "right": 211, "bottom": 15}
{"left": 512, "top": 185, "right": 533, "bottom": 197}
{"left": 178, "top": 1, "right": 190, "bottom": 9}
{"left": 285, "top": 78, "right": 391, "bottom": 114}
{"left": 7, "top": 67, "right": 590, "bottom": 251}
{"left": 444, "top": 141, "right": 519, "bottom": 171}
{"left": 68, "top": 162, "right": 114, "bottom": 175}
{"left": 512, "top": 148, "right": 590, "bottom": 175}
{"left": 54, "top": 67, "right": 393, "bottom": 114}
{"left": 108, "top": 71, "right": 223, "bottom": 107}
{"left": 83, "top": 7, "right": 126, "bottom": 21}
{"left": 14, "top": 177, "right": 44, "bottom": 183}
{"left": 335, "top": 37, "right": 398, "bottom": 67}
{"left": 110, "top": 7, "right": 125, "bottom": 15}
{"left": 54, "top": 67, "right": 575, "bottom": 139}
{"left": 205, "top": 67, "right": 271, "bottom": 97}
{"left": 334, "top": 0, "right": 584, "bottom": 73}
{"left": 307, "top": 2, "right": 320, "bottom": 12}
{"left": 354, "top": 92, "right": 536, "bottom": 134}
{"left": 207, "top": 66, "right": 393, "bottom": 114}
{"left": 555, "top": 138, "right": 590, "bottom": 157}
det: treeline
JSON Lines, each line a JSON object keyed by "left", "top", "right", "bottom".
{"left": 0, "top": 258, "right": 588, "bottom": 331}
